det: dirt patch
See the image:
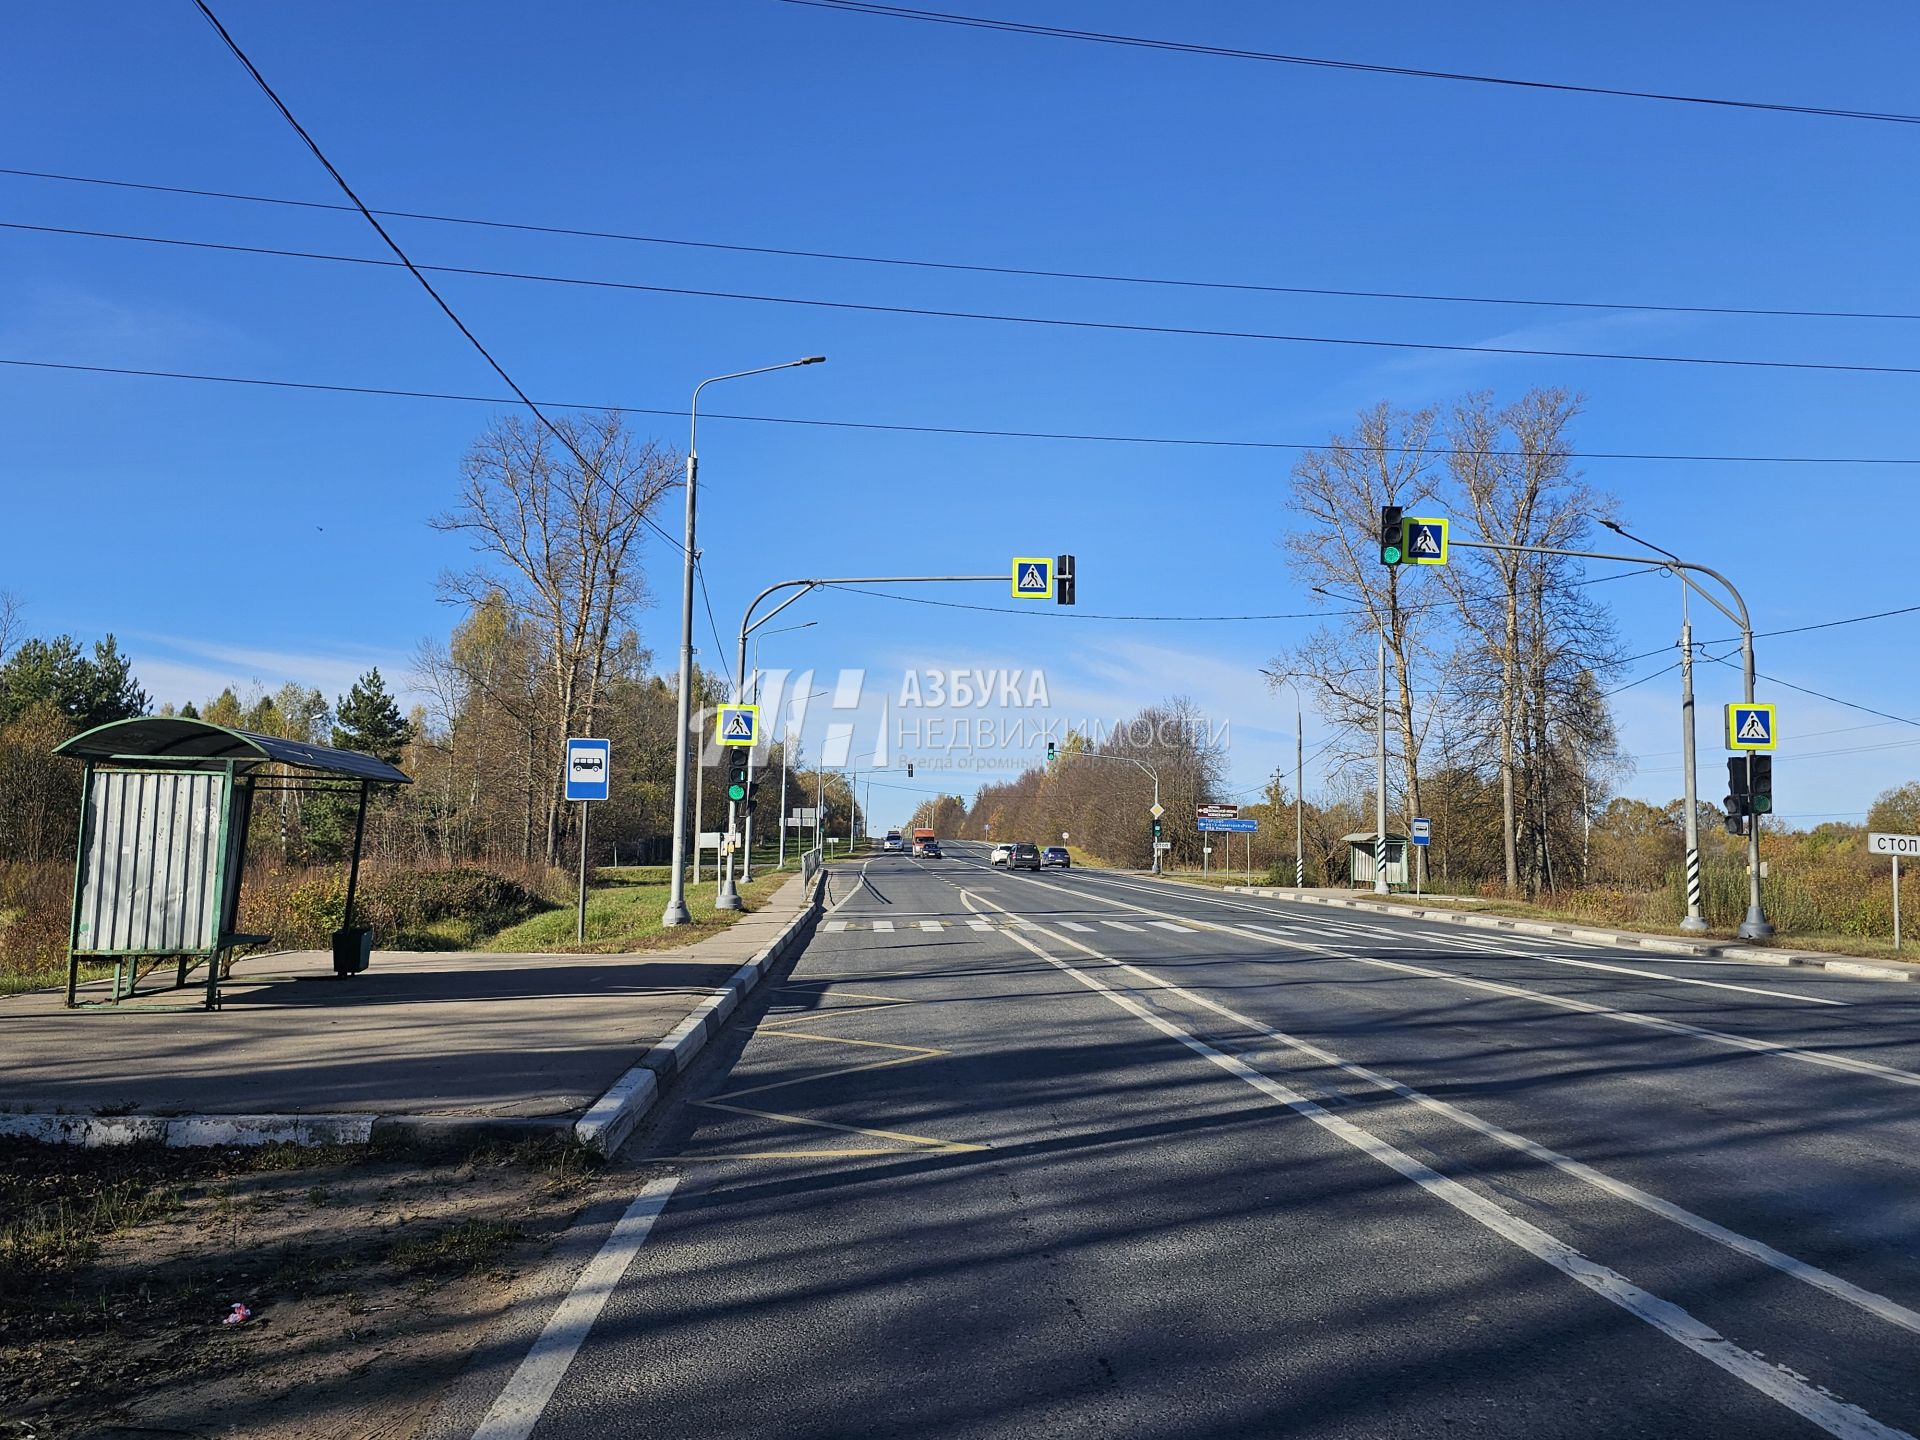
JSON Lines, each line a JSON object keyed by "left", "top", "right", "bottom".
{"left": 0, "top": 1134, "right": 614, "bottom": 1438}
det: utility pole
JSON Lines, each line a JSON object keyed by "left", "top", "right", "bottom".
{"left": 1375, "top": 637, "right": 1389, "bottom": 895}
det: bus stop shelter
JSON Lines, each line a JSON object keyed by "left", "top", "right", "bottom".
{"left": 1344, "top": 832, "right": 1410, "bottom": 889}
{"left": 54, "top": 717, "right": 410, "bottom": 1011}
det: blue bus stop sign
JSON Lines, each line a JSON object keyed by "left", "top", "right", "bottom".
{"left": 565, "top": 738, "right": 610, "bottom": 802}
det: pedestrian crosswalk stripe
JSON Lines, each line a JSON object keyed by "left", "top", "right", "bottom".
{"left": 966, "top": 919, "right": 991, "bottom": 931}
{"left": 872, "top": 919, "right": 894, "bottom": 933}
{"left": 1059, "top": 921, "right": 1095, "bottom": 932}
{"left": 919, "top": 920, "right": 943, "bottom": 932}
{"left": 1149, "top": 920, "right": 1195, "bottom": 933}
{"left": 1102, "top": 920, "right": 1143, "bottom": 932}
{"left": 824, "top": 919, "right": 848, "bottom": 933}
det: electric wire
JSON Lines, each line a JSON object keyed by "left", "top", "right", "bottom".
{"left": 9, "top": 163, "right": 1920, "bottom": 325}
{"left": 186, "top": 1, "right": 689, "bottom": 559}
{"left": 785, "top": 1, "right": 1920, "bottom": 128}
{"left": 16, "top": 217, "right": 1920, "bottom": 380}
{"left": 1702, "top": 654, "right": 1920, "bottom": 731}
{"left": 10, "top": 355, "right": 1920, "bottom": 469}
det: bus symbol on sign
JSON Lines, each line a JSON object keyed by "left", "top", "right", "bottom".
{"left": 564, "top": 738, "right": 610, "bottom": 802}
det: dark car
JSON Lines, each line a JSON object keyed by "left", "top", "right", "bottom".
{"left": 1010, "top": 842, "right": 1042, "bottom": 871}
{"left": 920, "top": 840, "right": 943, "bottom": 858}
{"left": 1041, "top": 846, "right": 1070, "bottom": 868}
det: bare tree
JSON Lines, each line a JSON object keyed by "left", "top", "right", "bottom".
{"left": 1272, "top": 402, "right": 1443, "bottom": 879}
{"left": 432, "top": 412, "right": 676, "bottom": 864}
{"left": 1441, "top": 389, "right": 1623, "bottom": 893}
{"left": 0, "top": 591, "right": 23, "bottom": 664}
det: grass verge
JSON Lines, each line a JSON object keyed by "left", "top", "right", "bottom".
{"left": 482, "top": 868, "right": 794, "bottom": 953}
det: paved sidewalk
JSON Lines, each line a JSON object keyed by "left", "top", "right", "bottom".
{"left": 0, "top": 872, "right": 819, "bottom": 1137}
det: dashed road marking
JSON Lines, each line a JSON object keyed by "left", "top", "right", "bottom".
{"left": 1149, "top": 920, "right": 1195, "bottom": 933}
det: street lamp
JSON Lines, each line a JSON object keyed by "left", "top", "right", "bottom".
{"left": 739, "top": 621, "right": 815, "bottom": 887}
{"left": 1601, "top": 519, "right": 1708, "bottom": 933}
{"left": 662, "top": 356, "right": 825, "bottom": 927}
{"left": 1263, "top": 669, "right": 1309, "bottom": 889}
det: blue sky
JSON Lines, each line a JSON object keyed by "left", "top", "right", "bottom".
{"left": 4, "top": 2, "right": 1918, "bottom": 831}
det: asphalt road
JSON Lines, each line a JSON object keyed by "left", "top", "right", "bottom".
{"left": 451, "top": 845, "right": 1920, "bottom": 1439}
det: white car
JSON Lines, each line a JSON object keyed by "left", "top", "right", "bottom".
{"left": 989, "top": 843, "right": 1012, "bottom": 866}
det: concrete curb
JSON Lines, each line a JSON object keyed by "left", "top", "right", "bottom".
{"left": 574, "top": 872, "right": 825, "bottom": 1157}
{"left": 1215, "top": 885, "right": 1916, "bottom": 983}
{"left": 0, "top": 875, "right": 829, "bottom": 1153}
{"left": 0, "top": 1112, "right": 377, "bottom": 1148}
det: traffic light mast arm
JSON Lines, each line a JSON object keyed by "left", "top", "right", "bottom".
{"left": 1450, "top": 538, "right": 1754, "bottom": 701}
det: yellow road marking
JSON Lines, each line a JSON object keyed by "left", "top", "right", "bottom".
{"left": 677, "top": 982, "right": 987, "bottom": 1162}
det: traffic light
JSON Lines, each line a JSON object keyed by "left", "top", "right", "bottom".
{"left": 727, "top": 757, "right": 748, "bottom": 804}
{"left": 746, "top": 777, "right": 764, "bottom": 804}
{"left": 1046, "top": 741, "right": 1056, "bottom": 763}
{"left": 1749, "top": 754, "right": 1773, "bottom": 816}
{"left": 1379, "top": 505, "right": 1405, "bottom": 565}
{"left": 1724, "top": 756, "right": 1749, "bottom": 835}
{"left": 906, "top": 762, "right": 914, "bottom": 778}
{"left": 1056, "top": 553, "right": 1076, "bottom": 606}
{"left": 1151, "top": 818, "right": 1163, "bottom": 840}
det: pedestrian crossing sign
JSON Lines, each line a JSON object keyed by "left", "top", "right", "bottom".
{"left": 715, "top": 704, "right": 759, "bottom": 747}
{"left": 1012, "top": 556, "right": 1054, "bottom": 599}
{"left": 1403, "top": 517, "right": 1449, "bottom": 565}
{"left": 1725, "top": 703, "right": 1776, "bottom": 751}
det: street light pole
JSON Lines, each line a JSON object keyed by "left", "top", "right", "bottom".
{"left": 1264, "top": 671, "right": 1309, "bottom": 890}
{"left": 1453, "top": 532, "right": 1770, "bottom": 939}
{"left": 1600, "top": 521, "right": 1707, "bottom": 932}
{"left": 662, "top": 356, "right": 825, "bottom": 927}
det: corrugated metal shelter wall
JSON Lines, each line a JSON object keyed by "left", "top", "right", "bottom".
{"left": 76, "top": 770, "right": 224, "bottom": 953}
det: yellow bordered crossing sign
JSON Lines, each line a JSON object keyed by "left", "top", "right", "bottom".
{"left": 716, "top": 704, "right": 759, "bottom": 747}
{"left": 1725, "top": 703, "right": 1776, "bottom": 751}
{"left": 1011, "top": 556, "right": 1054, "bottom": 599}
{"left": 1402, "top": 517, "right": 1449, "bottom": 565}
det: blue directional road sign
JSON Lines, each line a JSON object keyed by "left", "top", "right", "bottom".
{"left": 1011, "top": 557, "right": 1054, "bottom": 599}
{"left": 715, "top": 704, "right": 759, "bottom": 747}
{"left": 1198, "top": 817, "right": 1258, "bottom": 833}
{"left": 564, "top": 738, "right": 610, "bottom": 802}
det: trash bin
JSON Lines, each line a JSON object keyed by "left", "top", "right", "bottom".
{"left": 331, "top": 926, "right": 372, "bottom": 976}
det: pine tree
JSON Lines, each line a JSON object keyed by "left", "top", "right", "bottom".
{"left": 331, "top": 668, "right": 412, "bottom": 762}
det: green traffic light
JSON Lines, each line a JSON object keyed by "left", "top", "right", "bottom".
{"left": 727, "top": 783, "right": 746, "bottom": 802}
{"left": 1382, "top": 543, "right": 1402, "bottom": 564}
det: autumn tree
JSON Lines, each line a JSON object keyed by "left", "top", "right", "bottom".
{"left": 432, "top": 411, "right": 676, "bottom": 863}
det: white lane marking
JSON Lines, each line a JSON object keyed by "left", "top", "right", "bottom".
{"left": 1000, "top": 870, "right": 1920, "bottom": 1090}
{"left": 919, "top": 920, "right": 944, "bottom": 932}
{"left": 1435, "top": 939, "right": 1846, "bottom": 1007}
{"left": 971, "top": 907, "right": 1914, "bottom": 1440}
{"left": 965, "top": 919, "right": 991, "bottom": 932}
{"left": 1097, "top": 947, "right": 1920, "bottom": 1337}
{"left": 1059, "top": 921, "right": 1097, "bottom": 933}
{"left": 1242, "top": 924, "right": 1303, "bottom": 940}
{"left": 471, "top": 1177, "right": 680, "bottom": 1440}
{"left": 826, "top": 859, "right": 876, "bottom": 916}
{"left": 823, "top": 920, "right": 848, "bottom": 933}
{"left": 871, "top": 919, "right": 895, "bottom": 933}
{"left": 1101, "top": 920, "right": 1144, "bottom": 932}
{"left": 1149, "top": 920, "right": 1196, "bottom": 934}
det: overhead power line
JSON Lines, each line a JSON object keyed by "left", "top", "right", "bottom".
{"left": 186, "top": 1, "right": 688, "bottom": 558}
{"left": 15, "top": 217, "right": 1920, "bottom": 379}
{"left": 12, "top": 355, "right": 1920, "bottom": 467}
{"left": 8, "top": 164, "right": 1919, "bottom": 325}
{"left": 1703, "top": 654, "right": 1920, "bottom": 732}
{"left": 784, "top": 1, "right": 1920, "bottom": 128}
